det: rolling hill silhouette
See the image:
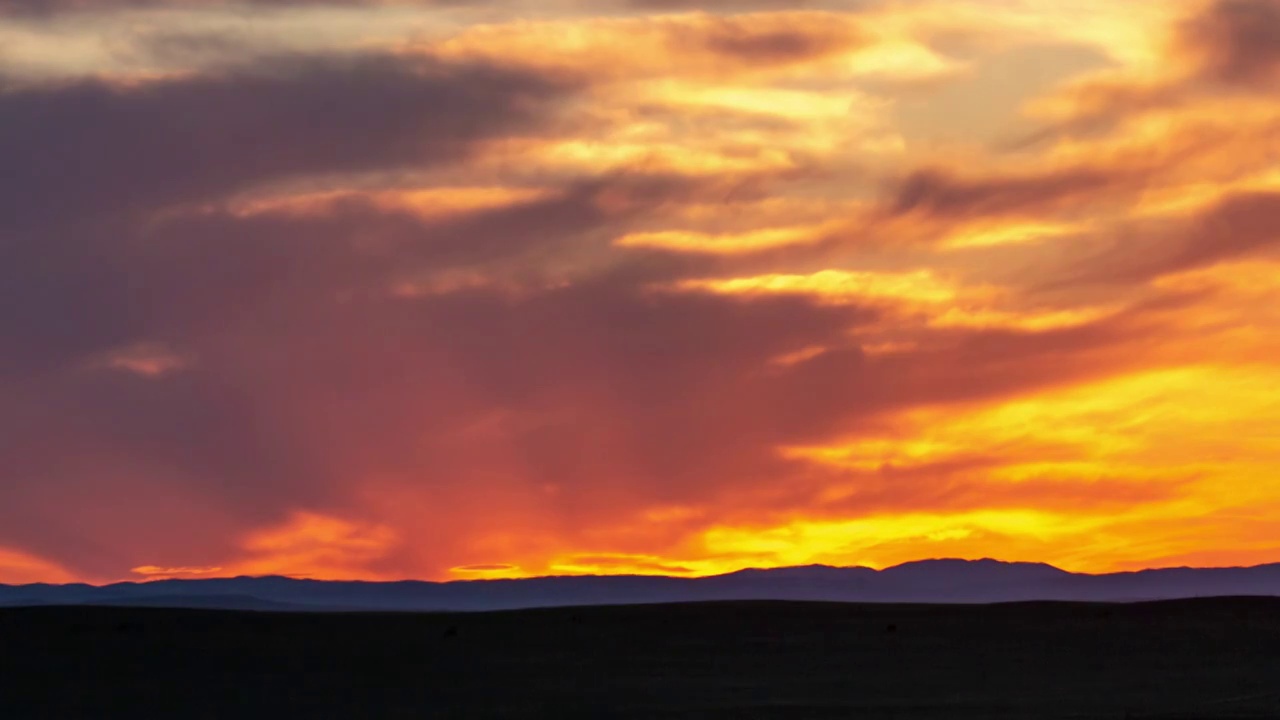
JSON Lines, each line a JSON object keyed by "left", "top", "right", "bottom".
{"left": 7, "top": 558, "right": 1280, "bottom": 611}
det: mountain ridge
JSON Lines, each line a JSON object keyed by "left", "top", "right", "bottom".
{"left": 6, "top": 558, "right": 1280, "bottom": 611}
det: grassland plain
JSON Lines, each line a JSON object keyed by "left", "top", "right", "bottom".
{"left": 2, "top": 599, "right": 1280, "bottom": 719}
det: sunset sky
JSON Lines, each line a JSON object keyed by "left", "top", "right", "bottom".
{"left": 3, "top": 0, "right": 1280, "bottom": 585}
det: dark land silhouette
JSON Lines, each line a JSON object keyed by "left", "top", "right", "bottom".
{"left": 10, "top": 559, "right": 1280, "bottom": 612}
{"left": 3, "top": 598, "right": 1280, "bottom": 719}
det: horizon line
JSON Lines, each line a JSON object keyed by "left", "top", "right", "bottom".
{"left": 10, "top": 556, "right": 1280, "bottom": 589}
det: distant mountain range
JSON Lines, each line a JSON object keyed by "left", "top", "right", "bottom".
{"left": 6, "top": 559, "right": 1280, "bottom": 612}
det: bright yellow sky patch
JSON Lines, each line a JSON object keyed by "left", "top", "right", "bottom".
{"left": 617, "top": 222, "right": 839, "bottom": 254}
{"left": 679, "top": 269, "right": 961, "bottom": 305}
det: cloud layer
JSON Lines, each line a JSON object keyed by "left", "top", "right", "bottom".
{"left": 2, "top": 0, "right": 1279, "bottom": 583}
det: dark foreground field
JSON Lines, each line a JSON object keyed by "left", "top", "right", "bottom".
{"left": 3, "top": 599, "right": 1280, "bottom": 719}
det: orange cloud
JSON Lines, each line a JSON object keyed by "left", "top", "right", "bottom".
{"left": 222, "top": 512, "right": 399, "bottom": 580}
{"left": 131, "top": 565, "right": 224, "bottom": 579}
{"left": 0, "top": 548, "right": 77, "bottom": 585}
{"left": 94, "top": 342, "right": 190, "bottom": 378}
{"left": 425, "top": 12, "right": 872, "bottom": 82}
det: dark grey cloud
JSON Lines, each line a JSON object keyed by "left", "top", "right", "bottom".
{"left": 0, "top": 54, "right": 572, "bottom": 235}
{"left": 888, "top": 167, "right": 1124, "bottom": 220}
{"left": 682, "top": 15, "right": 863, "bottom": 63}
{"left": 0, "top": 50, "right": 577, "bottom": 388}
{"left": 1163, "top": 191, "right": 1280, "bottom": 271}
{"left": 0, "top": 0, "right": 850, "bottom": 15}
{"left": 627, "top": 0, "right": 824, "bottom": 7}
{"left": 1181, "top": 0, "right": 1280, "bottom": 85}
{"left": 1062, "top": 191, "right": 1280, "bottom": 285}
{"left": 0, "top": 0, "right": 411, "bottom": 14}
